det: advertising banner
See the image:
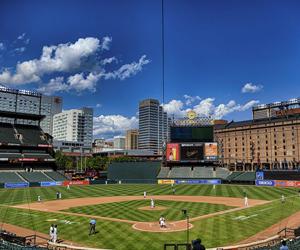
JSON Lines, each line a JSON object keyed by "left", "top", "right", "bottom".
{"left": 166, "top": 143, "right": 180, "bottom": 161}
{"left": 275, "top": 180, "right": 297, "bottom": 187}
{"left": 5, "top": 182, "right": 29, "bottom": 189}
{"left": 157, "top": 179, "right": 175, "bottom": 185}
{"left": 255, "top": 180, "right": 275, "bottom": 186}
{"left": 204, "top": 143, "right": 218, "bottom": 161}
{"left": 256, "top": 172, "right": 264, "bottom": 180}
{"left": 40, "top": 181, "right": 58, "bottom": 187}
{"left": 175, "top": 179, "right": 221, "bottom": 185}
{"left": 63, "top": 180, "right": 90, "bottom": 186}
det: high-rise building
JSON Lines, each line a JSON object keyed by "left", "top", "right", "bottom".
{"left": 138, "top": 99, "right": 168, "bottom": 154}
{"left": 52, "top": 107, "right": 93, "bottom": 145}
{"left": 125, "top": 129, "right": 139, "bottom": 150}
{"left": 113, "top": 136, "right": 126, "bottom": 149}
{"left": 0, "top": 87, "right": 62, "bottom": 135}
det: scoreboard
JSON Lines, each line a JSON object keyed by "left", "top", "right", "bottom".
{"left": 170, "top": 126, "right": 213, "bottom": 143}
{"left": 167, "top": 142, "right": 218, "bottom": 162}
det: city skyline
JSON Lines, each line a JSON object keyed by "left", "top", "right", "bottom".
{"left": 1, "top": 0, "right": 300, "bottom": 139}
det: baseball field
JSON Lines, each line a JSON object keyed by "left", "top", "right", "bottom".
{"left": 0, "top": 184, "right": 300, "bottom": 250}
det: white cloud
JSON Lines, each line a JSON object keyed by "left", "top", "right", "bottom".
{"left": 163, "top": 99, "right": 185, "bottom": 117}
{"left": 17, "top": 33, "right": 26, "bottom": 40}
{"left": 183, "top": 94, "right": 201, "bottom": 105}
{"left": 101, "top": 36, "right": 112, "bottom": 50}
{"left": 163, "top": 97, "right": 259, "bottom": 119}
{"left": 0, "top": 37, "right": 101, "bottom": 85}
{"left": 67, "top": 72, "right": 102, "bottom": 92}
{"left": 242, "top": 83, "right": 263, "bottom": 93}
{"left": 93, "top": 115, "right": 138, "bottom": 136}
{"left": 37, "top": 77, "right": 69, "bottom": 95}
{"left": 0, "top": 37, "right": 150, "bottom": 94}
{"left": 14, "top": 47, "right": 26, "bottom": 53}
{"left": 101, "top": 56, "right": 117, "bottom": 65}
{"left": 104, "top": 55, "right": 150, "bottom": 80}
{"left": 0, "top": 43, "right": 4, "bottom": 51}
{"left": 96, "top": 103, "right": 102, "bottom": 108}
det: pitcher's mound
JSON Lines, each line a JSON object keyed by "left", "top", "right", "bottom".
{"left": 138, "top": 206, "right": 167, "bottom": 211}
{"left": 133, "top": 221, "right": 193, "bottom": 232}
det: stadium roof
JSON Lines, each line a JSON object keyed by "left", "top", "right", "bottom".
{"left": 215, "top": 115, "right": 300, "bottom": 130}
{"left": 0, "top": 110, "right": 45, "bottom": 121}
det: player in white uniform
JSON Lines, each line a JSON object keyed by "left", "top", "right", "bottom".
{"left": 37, "top": 195, "right": 41, "bottom": 202}
{"left": 159, "top": 216, "right": 166, "bottom": 228}
{"left": 281, "top": 194, "right": 285, "bottom": 203}
{"left": 143, "top": 191, "right": 147, "bottom": 198}
{"left": 244, "top": 196, "right": 249, "bottom": 207}
{"left": 150, "top": 198, "right": 155, "bottom": 209}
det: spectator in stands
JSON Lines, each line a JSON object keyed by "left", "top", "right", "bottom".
{"left": 89, "top": 218, "right": 96, "bottom": 235}
{"left": 280, "top": 240, "right": 289, "bottom": 250}
{"left": 192, "top": 238, "right": 205, "bottom": 250}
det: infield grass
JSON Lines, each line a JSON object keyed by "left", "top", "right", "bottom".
{"left": 65, "top": 199, "right": 234, "bottom": 221}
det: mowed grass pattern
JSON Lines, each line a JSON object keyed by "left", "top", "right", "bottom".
{"left": 65, "top": 199, "right": 234, "bottom": 221}
{"left": 0, "top": 184, "right": 299, "bottom": 250}
{"left": 0, "top": 184, "right": 298, "bottom": 205}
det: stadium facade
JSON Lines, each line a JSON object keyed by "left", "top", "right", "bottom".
{"left": 214, "top": 99, "right": 300, "bottom": 170}
{"left": 0, "top": 86, "right": 62, "bottom": 135}
{"left": 138, "top": 99, "right": 168, "bottom": 154}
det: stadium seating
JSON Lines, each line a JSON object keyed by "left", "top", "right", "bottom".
{"left": 234, "top": 172, "right": 256, "bottom": 181}
{"left": 0, "top": 172, "right": 25, "bottom": 183}
{"left": 44, "top": 171, "right": 67, "bottom": 181}
{"left": 108, "top": 161, "right": 161, "bottom": 182}
{"left": 0, "top": 123, "right": 20, "bottom": 144}
{"left": 23, "top": 153, "right": 54, "bottom": 160}
{"left": 157, "top": 167, "right": 170, "bottom": 178}
{"left": 216, "top": 168, "right": 230, "bottom": 179}
{"left": 169, "top": 167, "right": 193, "bottom": 178}
{"left": 252, "top": 238, "right": 300, "bottom": 250}
{"left": 18, "top": 172, "right": 52, "bottom": 182}
{"left": 226, "top": 171, "right": 243, "bottom": 181}
{"left": 14, "top": 125, "right": 47, "bottom": 145}
{"left": 193, "top": 167, "right": 214, "bottom": 178}
{"left": 263, "top": 170, "right": 300, "bottom": 180}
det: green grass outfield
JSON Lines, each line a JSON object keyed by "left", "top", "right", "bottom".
{"left": 65, "top": 199, "right": 234, "bottom": 221}
{"left": 0, "top": 184, "right": 299, "bottom": 250}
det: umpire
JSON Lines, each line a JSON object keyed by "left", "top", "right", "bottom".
{"left": 89, "top": 218, "right": 96, "bottom": 235}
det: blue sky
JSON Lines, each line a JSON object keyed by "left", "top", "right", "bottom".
{"left": 0, "top": 0, "right": 300, "bottom": 138}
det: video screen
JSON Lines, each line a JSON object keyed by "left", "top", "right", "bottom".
{"left": 166, "top": 143, "right": 180, "bottom": 161}
{"left": 180, "top": 144, "right": 203, "bottom": 161}
{"left": 170, "top": 126, "right": 213, "bottom": 142}
{"left": 204, "top": 143, "right": 218, "bottom": 161}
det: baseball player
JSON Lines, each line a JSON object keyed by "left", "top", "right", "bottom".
{"left": 150, "top": 198, "right": 155, "bottom": 209}
{"left": 281, "top": 194, "right": 285, "bottom": 203}
{"left": 244, "top": 196, "right": 249, "bottom": 207}
{"left": 67, "top": 184, "right": 70, "bottom": 190}
{"left": 37, "top": 195, "right": 41, "bottom": 202}
{"left": 159, "top": 215, "right": 166, "bottom": 228}
{"left": 49, "top": 224, "right": 54, "bottom": 242}
{"left": 143, "top": 191, "right": 147, "bottom": 198}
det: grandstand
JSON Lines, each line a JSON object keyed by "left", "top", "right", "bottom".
{"left": 0, "top": 172, "right": 25, "bottom": 183}
{"left": 108, "top": 161, "right": 161, "bottom": 183}
{"left": 0, "top": 96, "right": 65, "bottom": 185}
